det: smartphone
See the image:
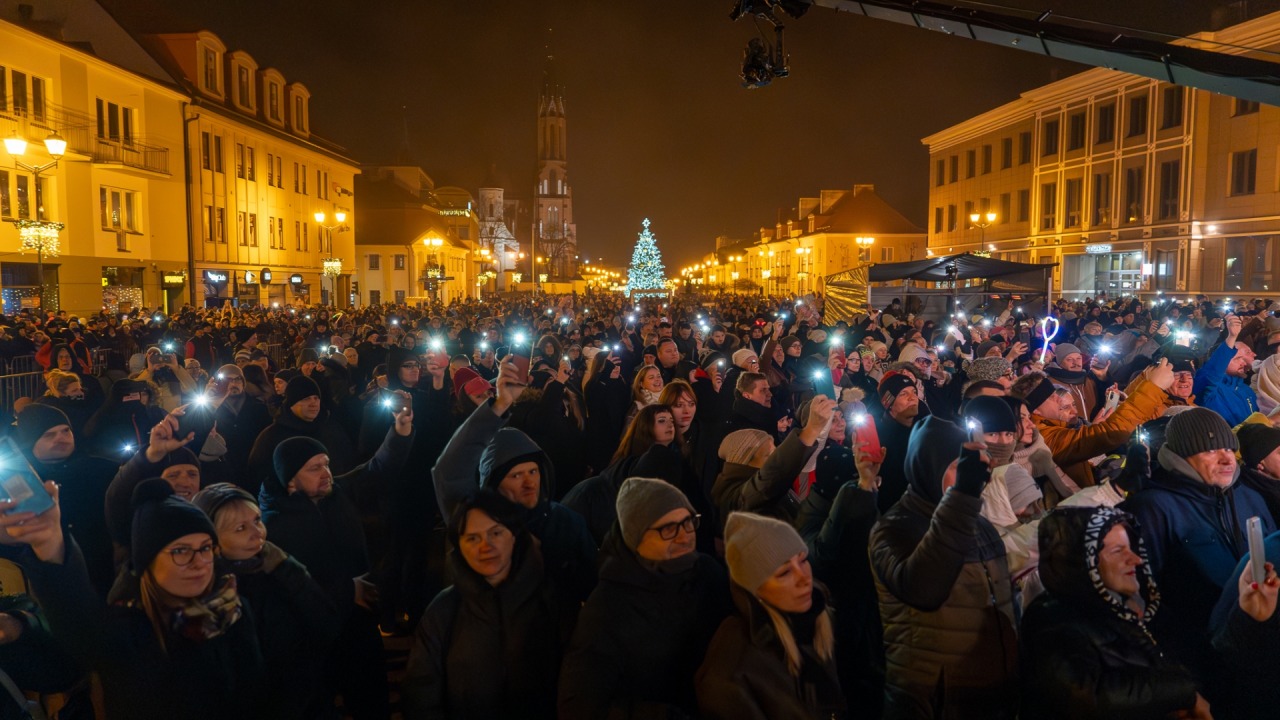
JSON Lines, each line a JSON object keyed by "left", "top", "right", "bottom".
{"left": 851, "top": 414, "right": 885, "bottom": 464}
{"left": 0, "top": 437, "right": 54, "bottom": 515}
{"left": 966, "top": 417, "right": 985, "bottom": 444}
{"left": 1248, "top": 516, "right": 1266, "bottom": 584}
{"left": 509, "top": 344, "right": 531, "bottom": 385}
{"left": 1018, "top": 330, "right": 1030, "bottom": 345}
{"left": 1105, "top": 387, "right": 1121, "bottom": 412}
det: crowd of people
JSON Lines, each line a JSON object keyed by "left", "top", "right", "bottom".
{"left": 1, "top": 290, "right": 1280, "bottom": 719}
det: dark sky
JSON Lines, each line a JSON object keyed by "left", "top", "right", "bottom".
{"left": 145, "top": 0, "right": 1236, "bottom": 268}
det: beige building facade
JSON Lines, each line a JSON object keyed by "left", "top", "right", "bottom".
{"left": 924, "top": 10, "right": 1280, "bottom": 301}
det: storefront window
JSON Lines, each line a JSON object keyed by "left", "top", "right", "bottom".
{"left": 1224, "top": 236, "right": 1275, "bottom": 292}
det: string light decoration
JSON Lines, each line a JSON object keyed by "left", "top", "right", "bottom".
{"left": 14, "top": 219, "right": 63, "bottom": 257}
{"left": 322, "top": 258, "right": 343, "bottom": 277}
{"left": 626, "top": 218, "right": 667, "bottom": 296}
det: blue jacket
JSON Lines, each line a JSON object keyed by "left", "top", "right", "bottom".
{"left": 1193, "top": 341, "right": 1257, "bottom": 426}
{"left": 1121, "top": 446, "right": 1276, "bottom": 679}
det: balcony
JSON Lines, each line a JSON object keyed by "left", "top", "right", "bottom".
{"left": 92, "top": 138, "right": 170, "bottom": 175}
{"left": 0, "top": 101, "right": 94, "bottom": 157}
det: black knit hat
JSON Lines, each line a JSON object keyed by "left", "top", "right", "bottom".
{"left": 15, "top": 404, "right": 71, "bottom": 447}
{"left": 299, "top": 348, "right": 320, "bottom": 364}
{"left": 1238, "top": 423, "right": 1280, "bottom": 470}
{"left": 700, "top": 351, "right": 727, "bottom": 371}
{"left": 386, "top": 345, "right": 416, "bottom": 372}
{"left": 191, "top": 482, "right": 257, "bottom": 521}
{"left": 961, "top": 395, "right": 1018, "bottom": 434}
{"left": 282, "top": 375, "right": 321, "bottom": 409}
{"left": 1164, "top": 408, "right": 1238, "bottom": 459}
{"left": 157, "top": 447, "right": 200, "bottom": 471}
{"left": 272, "top": 436, "right": 328, "bottom": 489}
{"left": 131, "top": 478, "right": 217, "bottom": 574}
{"left": 877, "top": 372, "right": 917, "bottom": 409}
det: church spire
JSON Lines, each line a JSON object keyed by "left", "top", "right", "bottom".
{"left": 538, "top": 28, "right": 563, "bottom": 116}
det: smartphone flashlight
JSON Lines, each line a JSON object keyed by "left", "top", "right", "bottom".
{"left": 382, "top": 398, "right": 393, "bottom": 408}
{"left": 813, "top": 371, "right": 824, "bottom": 380}
{"left": 982, "top": 319, "right": 991, "bottom": 328}
{"left": 391, "top": 319, "right": 399, "bottom": 326}
{"left": 515, "top": 333, "right": 527, "bottom": 345}
{"left": 717, "top": 359, "right": 725, "bottom": 367}
{"left": 852, "top": 413, "right": 867, "bottom": 426}
{"left": 613, "top": 344, "right": 621, "bottom": 352}
{"left": 1100, "top": 344, "right": 1112, "bottom": 355}
{"left": 122, "top": 443, "right": 134, "bottom": 454}
{"left": 217, "top": 373, "right": 225, "bottom": 380}
{"left": 479, "top": 341, "right": 489, "bottom": 351}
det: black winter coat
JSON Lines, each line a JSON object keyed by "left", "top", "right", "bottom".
{"left": 177, "top": 393, "right": 272, "bottom": 484}
{"left": 508, "top": 380, "right": 588, "bottom": 497}
{"left": 27, "top": 452, "right": 116, "bottom": 598}
{"left": 562, "top": 443, "right": 684, "bottom": 546}
{"left": 583, "top": 372, "right": 630, "bottom": 475}
{"left": 558, "top": 529, "right": 732, "bottom": 720}
{"left": 400, "top": 540, "right": 578, "bottom": 720}
{"left": 246, "top": 409, "right": 358, "bottom": 495}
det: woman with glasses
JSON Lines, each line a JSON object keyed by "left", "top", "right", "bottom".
{"left": 401, "top": 491, "right": 579, "bottom": 720}
{"left": 559, "top": 478, "right": 732, "bottom": 720}
{"left": 1, "top": 478, "right": 265, "bottom": 718}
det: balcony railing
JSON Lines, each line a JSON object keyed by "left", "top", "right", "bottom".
{"left": 92, "top": 138, "right": 170, "bottom": 175}
{"left": 0, "top": 101, "right": 94, "bottom": 156}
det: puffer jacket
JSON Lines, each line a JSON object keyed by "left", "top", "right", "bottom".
{"left": 869, "top": 417, "right": 1018, "bottom": 720}
{"left": 1020, "top": 507, "right": 1198, "bottom": 719}
{"left": 696, "top": 584, "right": 845, "bottom": 720}
{"left": 1034, "top": 375, "right": 1167, "bottom": 488}
{"left": 432, "top": 400, "right": 597, "bottom": 601}
{"left": 1121, "top": 445, "right": 1276, "bottom": 682}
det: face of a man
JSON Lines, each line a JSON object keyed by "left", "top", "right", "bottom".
{"left": 1228, "top": 345, "right": 1256, "bottom": 378}
{"left": 743, "top": 379, "right": 772, "bottom": 407}
{"left": 1186, "top": 448, "right": 1237, "bottom": 488}
{"left": 658, "top": 342, "right": 679, "bottom": 368}
{"left": 497, "top": 460, "right": 541, "bottom": 509}
{"left": 1061, "top": 353, "right": 1084, "bottom": 372}
{"left": 1170, "top": 371, "right": 1194, "bottom": 399}
{"left": 289, "top": 453, "right": 333, "bottom": 499}
{"left": 32, "top": 424, "right": 74, "bottom": 462}
{"left": 888, "top": 386, "right": 919, "bottom": 422}
{"left": 290, "top": 395, "right": 321, "bottom": 422}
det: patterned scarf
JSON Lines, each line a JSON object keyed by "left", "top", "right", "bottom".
{"left": 170, "top": 574, "right": 243, "bottom": 642}
{"left": 1082, "top": 508, "right": 1160, "bottom": 627}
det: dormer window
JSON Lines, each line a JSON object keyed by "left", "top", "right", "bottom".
{"left": 237, "top": 66, "right": 251, "bottom": 108}
{"left": 202, "top": 47, "right": 219, "bottom": 93}
{"left": 268, "top": 83, "right": 280, "bottom": 120}
{"left": 293, "top": 95, "right": 306, "bottom": 132}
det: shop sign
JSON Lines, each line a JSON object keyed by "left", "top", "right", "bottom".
{"left": 243, "top": 271, "right": 257, "bottom": 284}
{"left": 162, "top": 274, "right": 186, "bottom": 285}
{"left": 1085, "top": 244, "right": 1112, "bottom": 254}
{"left": 290, "top": 274, "right": 304, "bottom": 284}
{"left": 261, "top": 269, "right": 273, "bottom": 284}
{"left": 205, "top": 271, "right": 228, "bottom": 283}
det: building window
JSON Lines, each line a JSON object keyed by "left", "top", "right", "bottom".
{"left": 0, "top": 170, "right": 8, "bottom": 217}
{"left": 213, "top": 136, "right": 223, "bottom": 173}
{"left": 267, "top": 153, "right": 274, "bottom": 185}
{"left": 933, "top": 207, "right": 943, "bottom": 233}
{"left": 1225, "top": 236, "right": 1274, "bottom": 291}
{"left": 1231, "top": 149, "right": 1257, "bottom": 196}
{"left": 935, "top": 159, "right": 945, "bottom": 187}
{"left": 1124, "top": 165, "right": 1145, "bottom": 222}
{"left": 1040, "top": 183, "right": 1057, "bottom": 230}
{"left": 880, "top": 247, "right": 894, "bottom": 262}
{"left": 2, "top": 68, "right": 47, "bottom": 122}
{"left": 202, "top": 47, "right": 219, "bottom": 93}
{"left": 1067, "top": 112, "right": 1085, "bottom": 150}
{"left": 1064, "top": 178, "right": 1082, "bottom": 228}
{"left": 294, "top": 95, "right": 306, "bottom": 131}
{"left": 99, "top": 186, "right": 138, "bottom": 234}
{"left": 946, "top": 204, "right": 957, "bottom": 232}
{"left": 1127, "top": 95, "right": 1148, "bottom": 137}
{"left": 269, "top": 215, "right": 275, "bottom": 247}
{"left": 1041, "top": 119, "right": 1059, "bottom": 156}
{"left": 293, "top": 162, "right": 299, "bottom": 192}
{"left": 95, "top": 99, "right": 134, "bottom": 145}
{"left": 370, "top": 290, "right": 381, "bottom": 305}
{"left": 948, "top": 155, "right": 958, "bottom": 183}
{"left": 394, "top": 254, "right": 406, "bottom": 270}
{"left": 316, "top": 169, "right": 323, "bottom": 199}
{"left": 369, "top": 254, "right": 381, "bottom": 270}
{"left": 1018, "top": 131, "right": 1032, "bottom": 164}
{"left": 301, "top": 165, "right": 307, "bottom": 195}
{"left": 268, "top": 83, "right": 281, "bottom": 120}
{"left": 294, "top": 220, "right": 301, "bottom": 250}
{"left": 1158, "top": 160, "right": 1180, "bottom": 219}
{"left": 277, "top": 218, "right": 283, "bottom": 247}
{"left": 1017, "top": 188, "right": 1030, "bottom": 222}
{"left": 963, "top": 200, "right": 974, "bottom": 222}
{"left": 236, "top": 143, "right": 245, "bottom": 178}
{"left": 1234, "top": 98, "right": 1260, "bottom": 116}
{"left": 203, "top": 205, "right": 213, "bottom": 242}
{"left": 965, "top": 149, "right": 976, "bottom": 179}
{"left": 246, "top": 148, "right": 255, "bottom": 181}
{"left": 302, "top": 223, "right": 308, "bottom": 251}
{"left": 998, "top": 193, "right": 1011, "bottom": 224}
{"left": 1161, "top": 86, "right": 1184, "bottom": 129}
{"left": 248, "top": 213, "right": 257, "bottom": 245}
{"left": 1154, "top": 249, "right": 1177, "bottom": 291}
{"left": 981, "top": 144, "right": 992, "bottom": 174}
{"left": 275, "top": 157, "right": 283, "bottom": 188}
{"left": 1097, "top": 103, "right": 1116, "bottom": 144}
{"left": 237, "top": 66, "right": 251, "bottom": 108}
{"left": 1000, "top": 137, "right": 1012, "bottom": 169}
{"left": 1093, "top": 172, "right": 1112, "bottom": 226}
{"left": 237, "top": 211, "right": 246, "bottom": 245}
{"left": 201, "top": 132, "right": 211, "bottom": 170}
{"left": 215, "top": 207, "right": 226, "bottom": 243}
{"left": 394, "top": 290, "right": 405, "bottom": 304}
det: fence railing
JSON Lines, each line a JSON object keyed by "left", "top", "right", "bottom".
{"left": 0, "top": 371, "right": 51, "bottom": 425}
{"left": 1, "top": 348, "right": 115, "bottom": 376}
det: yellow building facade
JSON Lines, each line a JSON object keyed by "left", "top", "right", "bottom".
{"left": 924, "top": 10, "right": 1280, "bottom": 300}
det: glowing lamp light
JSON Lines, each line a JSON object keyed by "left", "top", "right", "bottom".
{"left": 515, "top": 333, "right": 527, "bottom": 345}
{"left": 322, "top": 258, "right": 343, "bottom": 278}
{"left": 15, "top": 220, "right": 64, "bottom": 258}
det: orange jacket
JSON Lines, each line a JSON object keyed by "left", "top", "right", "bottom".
{"left": 1034, "top": 375, "right": 1169, "bottom": 488}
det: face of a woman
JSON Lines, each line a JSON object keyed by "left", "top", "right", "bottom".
{"left": 772, "top": 345, "right": 784, "bottom": 363}
{"left": 845, "top": 353, "right": 861, "bottom": 372}
{"left": 56, "top": 349, "right": 72, "bottom": 370}
{"left": 756, "top": 551, "right": 813, "bottom": 613}
{"left": 459, "top": 509, "right": 515, "bottom": 586}
{"left": 151, "top": 532, "right": 216, "bottom": 598}
{"left": 643, "top": 369, "right": 663, "bottom": 392}
{"left": 670, "top": 393, "right": 696, "bottom": 431}
{"left": 1097, "top": 525, "right": 1142, "bottom": 598}
{"left": 216, "top": 501, "right": 266, "bottom": 561}
{"left": 1017, "top": 405, "right": 1034, "bottom": 445}
{"left": 653, "top": 411, "right": 676, "bottom": 445}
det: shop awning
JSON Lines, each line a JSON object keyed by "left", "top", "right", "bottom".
{"left": 865, "top": 252, "right": 1055, "bottom": 284}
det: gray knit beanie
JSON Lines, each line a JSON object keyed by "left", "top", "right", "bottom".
{"left": 1054, "top": 343, "right": 1083, "bottom": 364}
{"left": 718, "top": 429, "right": 773, "bottom": 465}
{"left": 724, "top": 512, "right": 807, "bottom": 592}
{"left": 1164, "top": 407, "right": 1238, "bottom": 459}
{"left": 616, "top": 477, "right": 694, "bottom": 552}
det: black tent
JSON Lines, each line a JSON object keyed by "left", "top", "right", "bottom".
{"left": 866, "top": 252, "right": 1053, "bottom": 289}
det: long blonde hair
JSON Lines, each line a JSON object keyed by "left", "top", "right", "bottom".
{"left": 139, "top": 565, "right": 214, "bottom": 654}
{"left": 760, "top": 599, "right": 835, "bottom": 677}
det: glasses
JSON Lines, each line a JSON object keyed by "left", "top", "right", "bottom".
{"left": 912, "top": 357, "right": 934, "bottom": 368}
{"left": 400, "top": 362, "right": 421, "bottom": 369}
{"left": 166, "top": 543, "right": 216, "bottom": 567}
{"left": 648, "top": 513, "right": 700, "bottom": 540}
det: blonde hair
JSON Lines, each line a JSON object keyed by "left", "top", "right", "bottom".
{"left": 139, "top": 561, "right": 214, "bottom": 655}
{"left": 44, "top": 369, "right": 80, "bottom": 397}
{"left": 760, "top": 601, "right": 835, "bottom": 677}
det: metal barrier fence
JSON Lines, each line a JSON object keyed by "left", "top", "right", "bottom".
{"left": 1, "top": 349, "right": 115, "bottom": 376}
{"left": 0, "top": 371, "right": 51, "bottom": 426}
{"left": 261, "top": 343, "right": 291, "bottom": 369}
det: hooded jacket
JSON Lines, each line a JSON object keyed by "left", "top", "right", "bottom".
{"left": 432, "top": 401, "right": 597, "bottom": 601}
{"left": 1043, "top": 364, "right": 1103, "bottom": 420}
{"left": 558, "top": 528, "right": 732, "bottom": 720}
{"left": 1020, "top": 507, "right": 1198, "bottom": 719}
{"left": 246, "top": 405, "right": 358, "bottom": 496}
{"left": 83, "top": 378, "right": 167, "bottom": 457}
{"left": 868, "top": 416, "right": 1019, "bottom": 720}
{"left": 1193, "top": 340, "right": 1258, "bottom": 426}
{"left": 400, "top": 538, "right": 579, "bottom": 720}
{"left": 1121, "top": 444, "right": 1275, "bottom": 679}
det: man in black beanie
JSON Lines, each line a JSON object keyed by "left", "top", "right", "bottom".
{"left": 1236, "top": 422, "right": 1280, "bottom": 522}
{"left": 13, "top": 403, "right": 117, "bottom": 597}
{"left": 259, "top": 396, "right": 414, "bottom": 720}
{"left": 1123, "top": 407, "right": 1276, "bottom": 693}
{"left": 245, "top": 374, "right": 356, "bottom": 495}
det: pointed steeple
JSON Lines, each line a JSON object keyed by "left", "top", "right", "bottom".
{"left": 538, "top": 28, "right": 564, "bottom": 117}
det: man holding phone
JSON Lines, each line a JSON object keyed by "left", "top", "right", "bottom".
{"left": 1194, "top": 314, "right": 1258, "bottom": 426}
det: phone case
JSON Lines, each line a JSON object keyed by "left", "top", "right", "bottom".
{"left": 0, "top": 439, "right": 53, "bottom": 515}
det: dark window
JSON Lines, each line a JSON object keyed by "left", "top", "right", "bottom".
{"left": 1158, "top": 160, "right": 1180, "bottom": 219}
{"left": 1161, "top": 86, "right": 1184, "bottom": 129}
{"left": 933, "top": 207, "right": 943, "bottom": 233}
{"left": 1040, "top": 183, "right": 1057, "bottom": 230}
{"left": 935, "top": 159, "right": 945, "bottom": 187}
{"left": 1124, "top": 165, "right": 1145, "bottom": 222}
{"left": 1127, "top": 95, "right": 1148, "bottom": 137}
{"left": 1019, "top": 132, "right": 1032, "bottom": 164}
{"left": 1093, "top": 173, "right": 1112, "bottom": 226}
{"left": 1042, "top": 120, "right": 1059, "bottom": 156}
{"left": 966, "top": 149, "right": 976, "bottom": 178}
{"left": 1096, "top": 103, "right": 1116, "bottom": 144}
{"left": 1000, "top": 137, "right": 1012, "bottom": 169}
{"left": 947, "top": 204, "right": 957, "bottom": 232}
{"left": 1000, "top": 193, "right": 1011, "bottom": 224}
{"left": 1017, "top": 189, "right": 1030, "bottom": 222}
{"left": 1234, "top": 98, "right": 1260, "bottom": 116}
{"left": 200, "top": 132, "right": 210, "bottom": 170}
{"left": 1067, "top": 112, "right": 1086, "bottom": 150}
{"left": 213, "top": 136, "right": 223, "bottom": 173}
{"left": 1064, "top": 178, "right": 1082, "bottom": 228}
{"left": 948, "top": 155, "right": 958, "bottom": 183}
{"left": 981, "top": 144, "right": 992, "bottom": 174}
{"left": 1231, "top": 149, "right": 1257, "bottom": 196}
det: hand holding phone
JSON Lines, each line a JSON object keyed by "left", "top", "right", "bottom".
{"left": 1105, "top": 386, "right": 1121, "bottom": 412}
{"left": 1249, "top": 516, "right": 1267, "bottom": 585}
{"left": 0, "top": 438, "right": 54, "bottom": 516}
{"left": 851, "top": 414, "right": 886, "bottom": 464}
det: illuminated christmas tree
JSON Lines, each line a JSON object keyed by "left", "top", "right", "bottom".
{"left": 626, "top": 218, "right": 667, "bottom": 295}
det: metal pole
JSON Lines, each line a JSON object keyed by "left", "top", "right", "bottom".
{"left": 37, "top": 246, "right": 44, "bottom": 312}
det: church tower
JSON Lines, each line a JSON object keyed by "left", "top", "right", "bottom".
{"left": 534, "top": 54, "right": 576, "bottom": 280}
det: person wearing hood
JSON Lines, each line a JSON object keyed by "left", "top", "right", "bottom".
{"left": 432, "top": 357, "right": 597, "bottom": 602}
{"left": 83, "top": 377, "right": 168, "bottom": 458}
{"left": 1020, "top": 506, "right": 1208, "bottom": 719}
{"left": 711, "top": 395, "right": 832, "bottom": 531}
{"left": 725, "top": 371, "right": 790, "bottom": 442}
{"left": 400, "top": 491, "right": 579, "bottom": 720}
{"left": 696, "top": 512, "right": 845, "bottom": 720}
{"left": 873, "top": 371, "right": 923, "bottom": 513}
{"left": 246, "top": 374, "right": 357, "bottom": 495}
{"left": 36, "top": 340, "right": 103, "bottom": 408}
{"left": 559, "top": 478, "right": 732, "bottom": 719}
{"left": 2, "top": 478, "right": 265, "bottom": 719}
{"left": 1121, "top": 407, "right": 1275, "bottom": 692}
{"left": 258, "top": 399, "right": 413, "bottom": 720}
{"left": 13, "top": 404, "right": 117, "bottom": 598}
{"left": 1194, "top": 314, "right": 1258, "bottom": 426}
{"left": 868, "top": 416, "right": 1019, "bottom": 719}
{"left": 192, "top": 482, "right": 340, "bottom": 720}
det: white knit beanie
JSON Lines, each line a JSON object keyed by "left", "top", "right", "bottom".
{"left": 732, "top": 348, "right": 758, "bottom": 368}
{"left": 724, "top": 512, "right": 807, "bottom": 592}
{"left": 719, "top": 429, "right": 772, "bottom": 465}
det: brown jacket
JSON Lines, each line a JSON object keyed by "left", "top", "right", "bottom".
{"left": 1035, "top": 376, "right": 1168, "bottom": 488}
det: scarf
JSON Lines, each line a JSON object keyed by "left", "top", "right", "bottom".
{"left": 170, "top": 574, "right": 243, "bottom": 642}
{"left": 639, "top": 388, "right": 662, "bottom": 407}
{"left": 637, "top": 550, "right": 699, "bottom": 575}
{"left": 986, "top": 439, "right": 1015, "bottom": 467}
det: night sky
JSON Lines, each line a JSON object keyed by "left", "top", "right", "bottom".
{"left": 134, "top": 0, "right": 1232, "bottom": 268}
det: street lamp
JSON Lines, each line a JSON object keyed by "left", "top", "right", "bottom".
{"left": 6, "top": 131, "right": 68, "bottom": 311}
{"left": 969, "top": 211, "right": 997, "bottom": 252}
{"left": 424, "top": 234, "right": 445, "bottom": 303}
{"left": 322, "top": 257, "right": 342, "bottom": 307}
{"left": 855, "top": 236, "right": 875, "bottom": 263}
